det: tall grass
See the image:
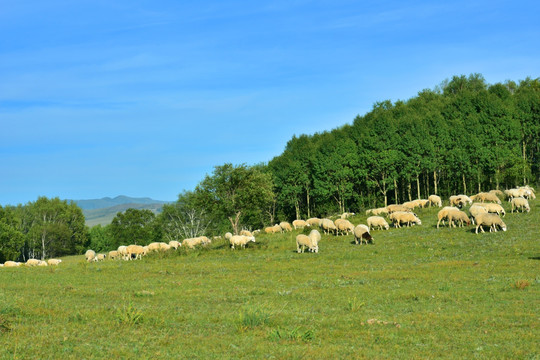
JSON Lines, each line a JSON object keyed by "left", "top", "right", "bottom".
{"left": 0, "top": 201, "right": 538, "bottom": 358}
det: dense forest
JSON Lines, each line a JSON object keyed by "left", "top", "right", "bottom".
{"left": 1, "top": 74, "right": 539, "bottom": 261}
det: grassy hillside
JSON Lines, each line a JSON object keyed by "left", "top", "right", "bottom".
{"left": 83, "top": 203, "right": 165, "bottom": 227}
{"left": 1, "top": 201, "right": 538, "bottom": 359}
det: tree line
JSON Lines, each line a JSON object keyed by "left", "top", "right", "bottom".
{"left": 1, "top": 74, "right": 538, "bottom": 260}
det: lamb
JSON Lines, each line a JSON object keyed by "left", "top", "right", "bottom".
{"left": 279, "top": 222, "right": 293, "bottom": 232}
{"left": 108, "top": 250, "right": 119, "bottom": 260}
{"left": 482, "top": 203, "right": 506, "bottom": 217}
{"left": 468, "top": 204, "right": 488, "bottom": 224}
{"left": 26, "top": 259, "right": 40, "bottom": 266}
{"left": 296, "top": 229, "right": 321, "bottom": 253}
{"left": 390, "top": 211, "right": 422, "bottom": 228}
{"left": 292, "top": 220, "right": 310, "bottom": 229}
{"left": 436, "top": 207, "right": 460, "bottom": 229}
{"left": 321, "top": 218, "right": 337, "bottom": 235}
{"left": 182, "top": 236, "right": 211, "bottom": 249}
{"left": 475, "top": 213, "right": 507, "bottom": 233}
{"left": 353, "top": 224, "right": 373, "bottom": 245}
{"left": 85, "top": 250, "right": 96, "bottom": 262}
{"left": 306, "top": 218, "right": 322, "bottom": 227}
{"left": 229, "top": 235, "right": 256, "bottom": 249}
{"left": 471, "top": 192, "right": 502, "bottom": 204}
{"left": 126, "top": 245, "right": 146, "bottom": 260}
{"left": 335, "top": 219, "right": 354, "bottom": 235}
{"left": 169, "top": 240, "right": 181, "bottom": 250}
{"left": 367, "top": 216, "right": 389, "bottom": 230}
{"left": 446, "top": 209, "right": 471, "bottom": 227}
{"left": 511, "top": 197, "right": 530, "bottom": 213}
{"left": 428, "top": 195, "right": 443, "bottom": 207}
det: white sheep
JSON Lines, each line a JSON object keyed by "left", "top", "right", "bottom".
{"left": 230, "top": 235, "right": 256, "bottom": 249}
{"left": 306, "top": 218, "right": 322, "bottom": 227}
{"left": 169, "top": 240, "right": 181, "bottom": 249}
{"left": 225, "top": 232, "right": 233, "bottom": 240}
{"left": 85, "top": 249, "right": 96, "bottom": 262}
{"left": 240, "top": 229, "right": 253, "bottom": 237}
{"left": 446, "top": 209, "right": 471, "bottom": 227}
{"left": 182, "top": 236, "right": 211, "bottom": 249}
{"left": 321, "top": 218, "right": 337, "bottom": 235}
{"left": 436, "top": 207, "right": 460, "bottom": 229}
{"left": 475, "top": 213, "right": 507, "bottom": 233}
{"left": 38, "top": 260, "right": 48, "bottom": 266}
{"left": 126, "top": 245, "right": 146, "bottom": 260}
{"left": 296, "top": 229, "right": 321, "bottom": 253}
{"left": 386, "top": 204, "right": 411, "bottom": 214}
{"left": 292, "top": 220, "right": 309, "bottom": 229}
{"left": 117, "top": 246, "right": 128, "bottom": 260}
{"left": 95, "top": 253, "right": 107, "bottom": 262}
{"left": 428, "top": 195, "right": 442, "bottom": 207}
{"left": 4, "top": 261, "right": 21, "bottom": 267}
{"left": 471, "top": 192, "right": 502, "bottom": 204}
{"left": 340, "top": 212, "right": 355, "bottom": 219}
{"left": 353, "top": 224, "right": 373, "bottom": 245}
{"left": 367, "top": 216, "right": 389, "bottom": 230}
{"left": 47, "top": 259, "right": 62, "bottom": 266}
{"left": 482, "top": 203, "right": 506, "bottom": 217}
{"left": 390, "top": 211, "right": 421, "bottom": 228}
{"left": 511, "top": 197, "right": 530, "bottom": 213}
{"left": 108, "top": 250, "right": 119, "bottom": 260}
{"left": 279, "top": 222, "right": 293, "bottom": 232}
{"left": 25, "top": 259, "right": 40, "bottom": 267}
{"left": 468, "top": 204, "right": 488, "bottom": 224}
{"left": 335, "top": 219, "right": 354, "bottom": 235}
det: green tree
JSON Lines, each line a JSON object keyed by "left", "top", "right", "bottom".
{"left": 0, "top": 206, "right": 25, "bottom": 262}
{"left": 194, "top": 163, "right": 274, "bottom": 234}
{"left": 110, "top": 209, "right": 158, "bottom": 247}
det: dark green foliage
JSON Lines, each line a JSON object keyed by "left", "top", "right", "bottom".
{"left": 110, "top": 208, "right": 160, "bottom": 247}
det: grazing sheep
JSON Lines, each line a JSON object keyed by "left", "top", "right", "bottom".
{"left": 169, "top": 240, "right": 181, "bottom": 250}
{"left": 321, "top": 218, "right": 337, "bottom": 235}
{"left": 475, "top": 213, "right": 507, "bottom": 233}
{"left": 38, "top": 260, "right": 48, "bottom": 267}
{"left": 428, "top": 195, "right": 443, "bottom": 207}
{"left": 85, "top": 250, "right": 96, "bottom": 262}
{"left": 264, "top": 226, "right": 274, "bottom": 234}
{"left": 182, "top": 236, "right": 211, "bottom": 249}
{"left": 511, "top": 197, "right": 530, "bottom": 213}
{"left": 402, "top": 201, "right": 419, "bottom": 210}
{"left": 518, "top": 186, "right": 536, "bottom": 199}
{"left": 46, "top": 259, "right": 62, "bottom": 266}
{"left": 336, "top": 219, "right": 354, "bottom": 235}
{"left": 468, "top": 204, "right": 488, "bottom": 224}
{"left": 240, "top": 230, "right": 253, "bottom": 237}
{"left": 366, "top": 207, "right": 390, "bottom": 216}
{"left": 353, "top": 224, "right": 373, "bottom": 245}
{"left": 436, "top": 207, "right": 460, "bottom": 229}
{"left": 230, "top": 235, "right": 256, "bottom": 249}
{"left": 471, "top": 192, "right": 502, "bottom": 204}
{"left": 367, "top": 216, "right": 389, "bottom": 230}
{"left": 482, "top": 203, "right": 506, "bottom": 217}
{"left": 4, "top": 261, "right": 21, "bottom": 267}
{"left": 279, "top": 222, "right": 293, "bottom": 232}
{"left": 292, "top": 220, "right": 309, "bottom": 229}
{"left": 390, "top": 211, "right": 422, "bottom": 228}
{"left": 26, "top": 259, "right": 40, "bottom": 267}
{"left": 489, "top": 189, "right": 504, "bottom": 198}
{"left": 386, "top": 204, "right": 411, "bottom": 214}
{"left": 296, "top": 229, "right": 321, "bottom": 253}
{"left": 117, "top": 246, "right": 128, "bottom": 260}
{"left": 126, "top": 245, "right": 146, "bottom": 260}
{"left": 306, "top": 218, "right": 322, "bottom": 227}
{"left": 146, "top": 242, "right": 161, "bottom": 252}
{"left": 446, "top": 209, "right": 471, "bottom": 227}
{"left": 95, "top": 253, "right": 107, "bottom": 262}
{"left": 108, "top": 250, "right": 119, "bottom": 260}
{"left": 158, "top": 242, "right": 171, "bottom": 251}
{"left": 416, "top": 199, "right": 430, "bottom": 208}
{"left": 340, "top": 212, "right": 355, "bottom": 219}
{"left": 225, "top": 232, "right": 233, "bottom": 240}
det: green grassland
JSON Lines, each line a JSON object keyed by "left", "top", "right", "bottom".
{"left": 1, "top": 201, "right": 539, "bottom": 359}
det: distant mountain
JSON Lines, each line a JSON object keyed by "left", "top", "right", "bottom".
{"left": 73, "top": 195, "right": 171, "bottom": 210}
{"left": 71, "top": 196, "right": 173, "bottom": 227}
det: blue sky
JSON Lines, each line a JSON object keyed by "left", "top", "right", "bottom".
{"left": 1, "top": 0, "right": 539, "bottom": 205}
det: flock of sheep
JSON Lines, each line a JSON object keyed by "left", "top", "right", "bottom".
{"left": 1, "top": 186, "right": 534, "bottom": 267}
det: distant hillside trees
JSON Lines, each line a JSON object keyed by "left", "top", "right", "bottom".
{"left": 109, "top": 208, "right": 160, "bottom": 248}
{"left": 0, "top": 197, "right": 87, "bottom": 262}
{"left": 268, "top": 74, "right": 539, "bottom": 220}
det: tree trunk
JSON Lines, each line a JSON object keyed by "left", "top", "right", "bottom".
{"left": 462, "top": 174, "right": 467, "bottom": 194}
{"left": 407, "top": 181, "right": 412, "bottom": 202}
{"left": 522, "top": 140, "right": 527, "bottom": 184}
{"left": 228, "top": 212, "right": 241, "bottom": 235}
{"left": 393, "top": 178, "right": 398, "bottom": 204}
{"left": 294, "top": 199, "right": 300, "bottom": 220}
{"left": 306, "top": 189, "right": 311, "bottom": 218}
{"left": 433, "top": 170, "right": 438, "bottom": 194}
{"left": 416, "top": 174, "right": 421, "bottom": 199}
{"left": 41, "top": 231, "right": 46, "bottom": 260}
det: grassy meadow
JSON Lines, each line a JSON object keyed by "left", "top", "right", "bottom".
{"left": 1, "top": 201, "right": 539, "bottom": 359}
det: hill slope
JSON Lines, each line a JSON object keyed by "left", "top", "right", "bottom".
{"left": 70, "top": 196, "right": 172, "bottom": 227}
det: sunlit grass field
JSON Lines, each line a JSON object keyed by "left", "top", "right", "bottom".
{"left": 1, "top": 201, "right": 538, "bottom": 359}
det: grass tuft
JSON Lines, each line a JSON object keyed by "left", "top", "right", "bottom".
{"left": 268, "top": 327, "right": 314, "bottom": 342}
{"left": 0, "top": 315, "right": 12, "bottom": 333}
{"left": 513, "top": 280, "right": 530, "bottom": 290}
{"left": 116, "top": 300, "right": 144, "bottom": 325}
{"left": 237, "top": 307, "right": 271, "bottom": 331}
